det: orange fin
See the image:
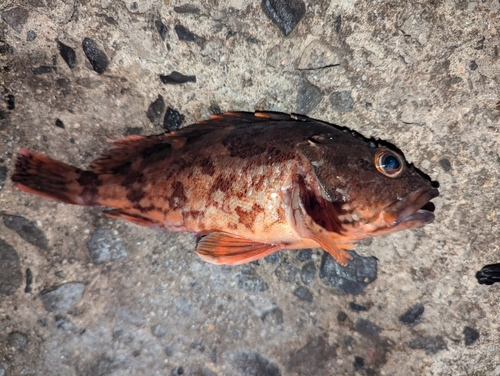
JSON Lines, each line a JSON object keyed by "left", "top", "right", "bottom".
{"left": 12, "top": 149, "right": 97, "bottom": 205}
{"left": 104, "top": 209, "right": 162, "bottom": 228}
{"left": 291, "top": 182, "right": 354, "bottom": 266}
{"left": 89, "top": 134, "right": 187, "bottom": 174}
{"left": 195, "top": 232, "right": 279, "bottom": 265}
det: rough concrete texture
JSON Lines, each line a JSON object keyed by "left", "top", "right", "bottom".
{"left": 0, "top": 0, "right": 499, "bottom": 375}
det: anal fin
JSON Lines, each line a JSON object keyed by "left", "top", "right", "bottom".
{"left": 104, "top": 209, "right": 162, "bottom": 229}
{"left": 195, "top": 232, "right": 279, "bottom": 265}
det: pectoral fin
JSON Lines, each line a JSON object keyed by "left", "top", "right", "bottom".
{"left": 291, "top": 183, "right": 354, "bottom": 266}
{"left": 195, "top": 232, "right": 279, "bottom": 265}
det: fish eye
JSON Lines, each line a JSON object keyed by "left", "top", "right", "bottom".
{"left": 375, "top": 150, "right": 404, "bottom": 177}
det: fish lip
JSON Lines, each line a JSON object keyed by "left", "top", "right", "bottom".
{"left": 385, "top": 187, "right": 440, "bottom": 226}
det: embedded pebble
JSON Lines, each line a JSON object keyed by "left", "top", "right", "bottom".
{"left": 286, "top": 336, "right": 336, "bottom": 374}
{"left": 86, "top": 227, "right": 127, "bottom": 264}
{"left": 151, "top": 323, "right": 169, "bottom": 337}
{"left": 55, "top": 119, "right": 65, "bottom": 129}
{"left": 55, "top": 315, "right": 76, "bottom": 331}
{"left": 296, "top": 249, "right": 312, "bottom": 261}
{"left": 234, "top": 350, "right": 281, "bottom": 376}
{"left": 58, "top": 41, "right": 76, "bottom": 69}
{"left": 330, "top": 91, "right": 354, "bottom": 112}
{"left": 173, "top": 4, "right": 201, "bottom": 14}
{"left": 355, "top": 318, "right": 381, "bottom": 337}
{"left": 236, "top": 266, "right": 269, "bottom": 292}
{"left": 261, "top": 0, "right": 306, "bottom": 36}
{"left": 2, "top": 214, "right": 49, "bottom": 251}
{"left": 147, "top": 95, "right": 165, "bottom": 126}
{"left": 24, "top": 267, "right": 33, "bottom": 293}
{"left": 469, "top": 61, "right": 478, "bottom": 70}
{"left": 439, "top": 158, "right": 452, "bottom": 172}
{"left": 399, "top": 304, "right": 425, "bottom": 326}
{"left": 8, "top": 331, "right": 29, "bottom": 351}
{"left": 163, "top": 107, "right": 185, "bottom": 131}
{"left": 264, "top": 252, "right": 280, "bottom": 264}
{"left": 26, "top": 30, "right": 36, "bottom": 41}
{"left": 300, "top": 261, "right": 316, "bottom": 285}
{"left": 319, "top": 252, "right": 377, "bottom": 296}
{"left": 174, "top": 24, "right": 205, "bottom": 46}
{"left": 407, "top": 335, "right": 447, "bottom": 354}
{"left": 160, "top": 72, "right": 197, "bottom": 84}
{"left": 293, "top": 286, "right": 313, "bottom": 302}
{"left": 0, "top": 165, "right": 7, "bottom": 190}
{"left": 261, "top": 307, "right": 284, "bottom": 325}
{"left": 155, "top": 20, "right": 168, "bottom": 41}
{"left": 463, "top": 326, "right": 480, "bottom": 346}
{"left": 1, "top": 7, "right": 29, "bottom": 33}
{"left": 82, "top": 38, "right": 109, "bottom": 74}
{"left": 32, "top": 66, "right": 53, "bottom": 75}
{"left": 84, "top": 355, "right": 125, "bottom": 376}
{"left": 296, "top": 80, "right": 323, "bottom": 114}
{"left": 5, "top": 94, "right": 15, "bottom": 110}
{"left": 0, "top": 239, "right": 23, "bottom": 295}
{"left": 274, "top": 262, "right": 298, "bottom": 283}
{"left": 39, "top": 282, "right": 85, "bottom": 313}
{"left": 349, "top": 302, "right": 368, "bottom": 312}
{"left": 172, "top": 366, "right": 184, "bottom": 375}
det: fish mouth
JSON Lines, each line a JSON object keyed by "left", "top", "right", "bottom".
{"left": 383, "top": 187, "right": 440, "bottom": 229}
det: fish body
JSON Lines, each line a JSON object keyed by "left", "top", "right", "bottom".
{"left": 12, "top": 112, "right": 439, "bottom": 265}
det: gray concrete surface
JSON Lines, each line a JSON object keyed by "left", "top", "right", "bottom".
{"left": 1, "top": 0, "right": 499, "bottom": 375}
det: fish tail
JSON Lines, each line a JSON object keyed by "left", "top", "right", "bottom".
{"left": 12, "top": 148, "right": 99, "bottom": 206}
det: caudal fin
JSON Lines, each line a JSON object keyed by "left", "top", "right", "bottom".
{"left": 11, "top": 148, "right": 99, "bottom": 205}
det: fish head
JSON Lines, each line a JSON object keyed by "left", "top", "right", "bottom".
{"left": 299, "top": 130, "right": 439, "bottom": 240}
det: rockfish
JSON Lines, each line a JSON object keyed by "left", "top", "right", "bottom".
{"left": 11, "top": 112, "right": 439, "bottom": 266}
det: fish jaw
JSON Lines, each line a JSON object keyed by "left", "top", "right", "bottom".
{"left": 364, "top": 186, "right": 439, "bottom": 236}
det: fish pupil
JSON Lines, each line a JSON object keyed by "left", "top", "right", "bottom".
{"left": 382, "top": 155, "right": 400, "bottom": 171}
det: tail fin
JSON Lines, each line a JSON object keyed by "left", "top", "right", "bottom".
{"left": 11, "top": 149, "right": 99, "bottom": 205}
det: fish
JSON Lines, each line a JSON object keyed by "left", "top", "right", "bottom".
{"left": 11, "top": 111, "right": 439, "bottom": 266}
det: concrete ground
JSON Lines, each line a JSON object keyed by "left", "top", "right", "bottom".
{"left": 1, "top": 0, "right": 499, "bottom": 375}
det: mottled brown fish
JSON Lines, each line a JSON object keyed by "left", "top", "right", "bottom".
{"left": 11, "top": 112, "right": 439, "bottom": 266}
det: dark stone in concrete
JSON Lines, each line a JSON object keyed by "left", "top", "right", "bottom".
{"left": 264, "top": 252, "right": 280, "bottom": 264}
{"left": 55, "top": 314, "right": 76, "bottom": 330}
{"left": 86, "top": 227, "right": 127, "bottom": 264}
{"left": 286, "top": 336, "right": 336, "bottom": 373}
{"left": 274, "top": 262, "right": 298, "bottom": 283}
{"left": 187, "top": 366, "right": 217, "bottom": 376}
{"left": 399, "top": 304, "right": 425, "bottom": 326}
{"left": 39, "top": 282, "right": 85, "bottom": 313}
{"left": 349, "top": 302, "right": 368, "bottom": 312}
{"left": 293, "top": 286, "right": 313, "bottom": 302}
{"left": 236, "top": 266, "right": 269, "bottom": 292}
{"left": 0, "top": 165, "right": 7, "bottom": 190}
{"left": 2, "top": 7, "right": 29, "bottom": 33}
{"left": 147, "top": 94, "right": 165, "bottom": 126}
{"left": 2, "top": 215, "right": 49, "bottom": 251}
{"left": 476, "top": 263, "right": 500, "bottom": 285}
{"left": 296, "top": 80, "right": 323, "bottom": 114}
{"left": 234, "top": 349, "right": 281, "bottom": 376}
{"left": 24, "top": 267, "right": 33, "bottom": 293}
{"left": 330, "top": 91, "right": 354, "bottom": 112}
{"left": 32, "top": 66, "right": 53, "bottom": 75}
{"left": 82, "top": 38, "right": 109, "bottom": 74}
{"left": 5, "top": 94, "right": 15, "bottom": 110}
{"left": 261, "top": 307, "right": 284, "bottom": 325}
{"left": 58, "top": 41, "right": 76, "bottom": 69}
{"left": 174, "top": 24, "right": 204, "bottom": 46}
{"left": 160, "top": 72, "right": 197, "bottom": 84}
{"left": 353, "top": 356, "right": 364, "bottom": 369}
{"left": 355, "top": 318, "right": 381, "bottom": 337}
{"left": 55, "top": 119, "right": 65, "bottom": 129}
{"left": 151, "top": 323, "right": 169, "bottom": 337}
{"left": 463, "top": 326, "right": 480, "bottom": 346}
{"left": 296, "top": 249, "right": 312, "bottom": 262}
{"left": 469, "top": 61, "right": 478, "bottom": 70}
{"left": 337, "top": 311, "right": 348, "bottom": 323}
{"left": 155, "top": 20, "right": 168, "bottom": 41}
{"left": 261, "top": 0, "right": 306, "bottom": 36}
{"left": 84, "top": 355, "right": 125, "bottom": 376}
{"left": 408, "top": 335, "right": 447, "bottom": 354}
{"left": 319, "top": 252, "right": 377, "bottom": 296}
{"left": 172, "top": 366, "right": 185, "bottom": 375}
{"left": 8, "top": 331, "right": 29, "bottom": 351}
{"left": 173, "top": 5, "right": 201, "bottom": 14}
{"left": 26, "top": 30, "right": 36, "bottom": 41}
{"left": 300, "top": 261, "right": 316, "bottom": 285}
{"left": 439, "top": 158, "right": 452, "bottom": 172}
{"left": 163, "top": 107, "right": 185, "bottom": 131}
